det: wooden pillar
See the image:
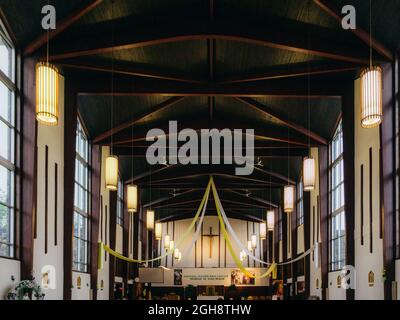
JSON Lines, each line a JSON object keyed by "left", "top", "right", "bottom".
{"left": 63, "top": 79, "right": 78, "bottom": 300}
{"left": 108, "top": 192, "right": 117, "bottom": 300}
{"left": 342, "top": 81, "right": 355, "bottom": 300}
{"left": 318, "top": 145, "right": 329, "bottom": 300}
{"left": 381, "top": 62, "right": 396, "bottom": 300}
{"left": 90, "top": 145, "right": 101, "bottom": 300}
{"left": 20, "top": 57, "right": 37, "bottom": 280}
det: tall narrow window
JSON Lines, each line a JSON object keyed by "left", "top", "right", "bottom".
{"left": 117, "top": 177, "right": 124, "bottom": 226}
{"left": 297, "top": 180, "right": 304, "bottom": 226}
{"left": 395, "top": 58, "right": 400, "bottom": 258}
{"left": 329, "top": 120, "right": 345, "bottom": 271}
{"left": 0, "top": 23, "right": 16, "bottom": 258}
{"left": 73, "top": 119, "right": 91, "bottom": 272}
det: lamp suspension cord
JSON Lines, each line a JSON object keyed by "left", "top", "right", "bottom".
{"left": 110, "top": 0, "right": 115, "bottom": 155}
{"left": 369, "top": 0, "right": 373, "bottom": 68}
{"left": 307, "top": 4, "right": 311, "bottom": 155}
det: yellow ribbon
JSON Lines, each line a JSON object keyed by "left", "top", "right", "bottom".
{"left": 210, "top": 177, "right": 276, "bottom": 279}
{"left": 98, "top": 179, "right": 212, "bottom": 267}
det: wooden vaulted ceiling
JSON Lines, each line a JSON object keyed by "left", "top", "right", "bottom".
{"left": 1, "top": 0, "right": 398, "bottom": 221}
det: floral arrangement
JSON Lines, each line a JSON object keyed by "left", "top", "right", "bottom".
{"left": 6, "top": 279, "right": 45, "bottom": 300}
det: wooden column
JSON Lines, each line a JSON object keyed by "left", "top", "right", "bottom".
{"left": 303, "top": 192, "right": 311, "bottom": 298}
{"left": 381, "top": 62, "right": 396, "bottom": 300}
{"left": 342, "top": 81, "right": 355, "bottom": 300}
{"left": 108, "top": 191, "right": 117, "bottom": 300}
{"left": 90, "top": 145, "right": 101, "bottom": 300}
{"left": 318, "top": 145, "right": 329, "bottom": 300}
{"left": 63, "top": 79, "right": 78, "bottom": 300}
{"left": 21, "top": 57, "right": 37, "bottom": 280}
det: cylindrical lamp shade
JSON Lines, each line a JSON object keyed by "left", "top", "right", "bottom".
{"left": 267, "top": 210, "right": 275, "bottom": 231}
{"left": 178, "top": 251, "right": 182, "bottom": 262}
{"left": 240, "top": 250, "right": 247, "bottom": 262}
{"left": 303, "top": 157, "right": 316, "bottom": 191}
{"left": 155, "top": 222, "right": 162, "bottom": 240}
{"left": 360, "top": 66, "right": 383, "bottom": 128}
{"left": 284, "top": 185, "right": 295, "bottom": 213}
{"left": 164, "top": 235, "right": 171, "bottom": 249}
{"left": 174, "top": 248, "right": 180, "bottom": 260}
{"left": 127, "top": 184, "right": 138, "bottom": 213}
{"left": 146, "top": 210, "right": 155, "bottom": 230}
{"left": 247, "top": 240, "right": 253, "bottom": 252}
{"left": 169, "top": 240, "right": 174, "bottom": 251}
{"left": 251, "top": 234, "right": 257, "bottom": 249}
{"left": 36, "top": 62, "right": 59, "bottom": 126}
{"left": 260, "top": 222, "right": 267, "bottom": 240}
{"left": 105, "top": 156, "right": 119, "bottom": 191}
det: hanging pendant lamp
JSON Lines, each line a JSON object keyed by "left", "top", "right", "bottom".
{"left": 247, "top": 240, "right": 253, "bottom": 252}
{"left": 164, "top": 235, "right": 171, "bottom": 250}
{"left": 284, "top": 185, "right": 294, "bottom": 213}
{"left": 146, "top": 210, "right": 155, "bottom": 230}
{"left": 155, "top": 222, "right": 162, "bottom": 240}
{"left": 36, "top": 62, "right": 59, "bottom": 126}
{"left": 251, "top": 234, "right": 257, "bottom": 249}
{"left": 360, "top": 66, "right": 382, "bottom": 128}
{"left": 267, "top": 210, "right": 275, "bottom": 231}
{"left": 174, "top": 248, "right": 180, "bottom": 260}
{"left": 105, "top": 155, "right": 118, "bottom": 191}
{"left": 127, "top": 184, "right": 138, "bottom": 213}
{"left": 303, "top": 156, "right": 316, "bottom": 191}
{"left": 260, "top": 222, "right": 267, "bottom": 240}
{"left": 169, "top": 240, "right": 175, "bottom": 251}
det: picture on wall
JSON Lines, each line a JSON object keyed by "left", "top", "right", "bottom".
{"left": 174, "top": 269, "right": 183, "bottom": 286}
{"left": 231, "top": 269, "right": 255, "bottom": 285}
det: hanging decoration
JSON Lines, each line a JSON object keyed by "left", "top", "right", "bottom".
{"left": 303, "top": 156, "right": 315, "bottom": 191}
{"left": 174, "top": 248, "right": 180, "bottom": 260}
{"left": 36, "top": 62, "right": 59, "bottom": 125}
{"left": 284, "top": 185, "right": 294, "bottom": 213}
{"left": 361, "top": 0, "right": 382, "bottom": 128}
{"left": 361, "top": 66, "right": 382, "bottom": 128}
{"left": 267, "top": 210, "right": 274, "bottom": 231}
{"left": 239, "top": 250, "right": 247, "bottom": 262}
{"left": 146, "top": 210, "right": 155, "bottom": 230}
{"left": 251, "top": 234, "right": 257, "bottom": 249}
{"left": 164, "top": 235, "right": 171, "bottom": 249}
{"left": 155, "top": 222, "right": 162, "bottom": 240}
{"left": 260, "top": 222, "right": 267, "bottom": 240}
{"left": 105, "top": 156, "right": 118, "bottom": 191}
{"left": 127, "top": 184, "right": 138, "bottom": 213}
{"left": 169, "top": 240, "right": 174, "bottom": 251}
{"left": 247, "top": 240, "right": 253, "bottom": 252}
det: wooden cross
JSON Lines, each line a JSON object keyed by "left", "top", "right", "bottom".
{"left": 203, "top": 227, "right": 219, "bottom": 258}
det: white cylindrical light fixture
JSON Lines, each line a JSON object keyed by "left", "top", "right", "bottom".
{"left": 169, "top": 240, "right": 175, "bottom": 251}
{"left": 164, "top": 235, "right": 171, "bottom": 249}
{"left": 174, "top": 248, "right": 180, "bottom": 260}
{"left": 178, "top": 251, "right": 182, "bottom": 262}
{"left": 284, "top": 185, "right": 294, "bottom": 213}
{"left": 260, "top": 222, "right": 267, "bottom": 240}
{"left": 36, "top": 62, "right": 59, "bottom": 126}
{"left": 360, "top": 66, "right": 383, "bottom": 128}
{"left": 127, "top": 184, "right": 138, "bottom": 213}
{"left": 251, "top": 234, "right": 257, "bottom": 249}
{"left": 105, "top": 156, "right": 119, "bottom": 191}
{"left": 146, "top": 210, "right": 155, "bottom": 230}
{"left": 155, "top": 222, "right": 162, "bottom": 240}
{"left": 247, "top": 240, "right": 253, "bottom": 252}
{"left": 267, "top": 210, "right": 275, "bottom": 231}
{"left": 303, "top": 157, "right": 316, "bottom": 191}
{"left": 240, "top": 250, "right": 247, "bottom": 262}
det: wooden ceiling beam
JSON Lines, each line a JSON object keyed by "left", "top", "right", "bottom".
{"left": 48, "top": 20, "right": 370, "bottom": 64}
{"left": 236, "top": 97, "right": 328, "bottom": 145}
{"left": 219, "top": 62, "right": 359, "bottom": 84}
{"left": 24, "top": 0, "right": 103, "bottom": 56}
{"left": 313, "top": 0, "right": 393, "bottom": 61}
{"left": 58, "top": 58, "right": 204, "bottom": 84}
{"left": 93, "top": 96, "right": 185, "bottom": 143}
{"left": 75, "top": 75, "right": 344, "bottom": 98}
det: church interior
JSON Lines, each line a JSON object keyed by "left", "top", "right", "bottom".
{"left": 0, "top": 0, "right": 400, "bottom": 301}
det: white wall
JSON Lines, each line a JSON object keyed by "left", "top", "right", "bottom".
{"left": 327, "top": 271, "right": 346, "bottom": 300}
{"left": 32, "top": 76, "right": 65, "bottom": 300}
{"left": 0, "top": 258, "right": 20, "bottom": 299}
{"left": 354, "top": 78, "right": 384, "bottom": 300}
{"left": 308, "top": 147, "right": 322, "bottom": 299}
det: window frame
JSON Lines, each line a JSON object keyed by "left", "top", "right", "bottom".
{"left": 72, "top": 118, "right": 91, "bottom": 273}
{"left": 328, "top": 120, "right": 346, "bottom": 272}
{"left": 0, "top": 19, "right": 18, "bottom": 260}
